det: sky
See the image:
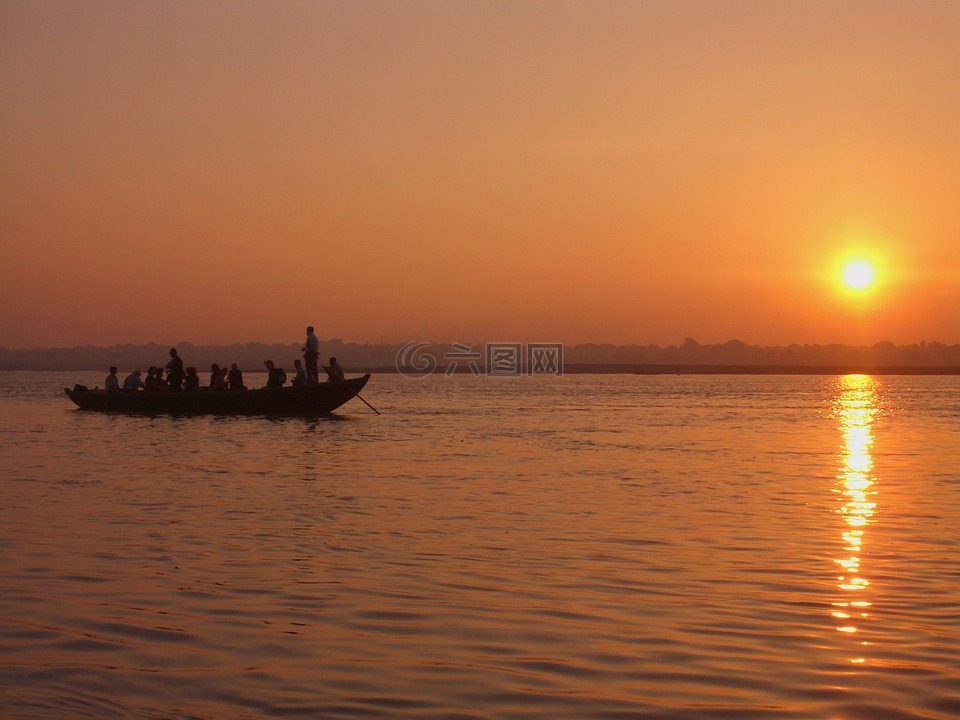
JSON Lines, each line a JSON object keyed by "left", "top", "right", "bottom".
{"left": 1, "top": 0, "right": 958, "bottom": 350}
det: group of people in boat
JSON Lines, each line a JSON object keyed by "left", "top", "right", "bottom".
{"left": 104, "top": 329, "right": 345, "bottom": 392}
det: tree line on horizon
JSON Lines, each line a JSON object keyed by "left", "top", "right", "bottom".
{"left": 1, "top": 337, "right": 959, "bottom": 371}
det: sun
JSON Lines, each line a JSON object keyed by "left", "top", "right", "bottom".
{"left": 841, "top": 260, "right": 875, "bottom": 291}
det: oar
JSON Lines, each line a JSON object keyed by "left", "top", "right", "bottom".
{"left": 324, "top": 366, "right": 380, "bottom": 415}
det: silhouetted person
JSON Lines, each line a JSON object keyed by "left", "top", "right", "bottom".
{"left": 105, "top": 366, "right": 119, "bottom": 391}
{"left": 303, "top": 326, "right": 320, "bottom": 383}
{"left": 166, "top": 348, "right": 185, "bottom": 390}
{"left": 291, "top": 358, "right": 306, "bottom": 386}
{"left": 144, "top": 367, "right": 162, "bottom": 391}
{"left": 184, "top": 366, "right": 200, "bottom": 391}
{"left": 325, "top": 356, "right": 344, "bottom": 383}
{"left": 210, "top": 363, "right": 225, "bottom": 390}
{"left": 227, "top": 363, "right": 245, "bottom": 390}
{"left": 264, "top": 360, "right": 286, "bottom": 388}
{"left": 122, "top": 370, "right": 144, "bottom": 391}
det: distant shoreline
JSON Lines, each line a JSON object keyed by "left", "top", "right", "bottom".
{"left": 6, "top": 364, "right": 959, "bottom": 376}
{"left": 387, "top": 364, "right": 960, "bottom": 376}
{"left": 3, "top": 338, "right": 959, "bottom": 375}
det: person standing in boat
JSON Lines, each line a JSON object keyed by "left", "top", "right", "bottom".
{"left": 325, "top": 356, "right": 345, "bottom": 383}
{"left": 264, "top": 360, "right": 287, "bottom": 388}
{"left": 105, "top": 366, "right": 120, "bottom": 391}
{"left": 303, "top": 326, "right": 320, "bottom": 384}
{"left": 122, "top": 369, "right": 144, "bottom": 391}
{"left": 166, "top": 348, "right": 186, "bottom": 390}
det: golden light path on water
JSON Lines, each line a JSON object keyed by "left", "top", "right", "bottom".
{"left": 832, "top": 374, "right": 879, "bottom": 664}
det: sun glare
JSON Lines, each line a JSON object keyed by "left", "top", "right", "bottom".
{"left": 841, "top": 260, "right": 875, "bottom": 291}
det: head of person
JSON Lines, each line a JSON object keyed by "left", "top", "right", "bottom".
{"left": 307, "top": 326, "right": 314, "bottom": 334}
{"left": 169, "top": 348, "right": 178, "bottom": 358}
{"left": 231, "top": 363, "right": 238, "bottom": 371}
{"left": 294, "top": 359, "right": 302, "bottom": 367}
{"left": 211, "top": 363, "right": 220, "bottom": 373}
{"left": 109, "top": 366, "right": 117, "bottom": 375}
{"left": 329, "top": 357, "right": 337, "bottom": 365}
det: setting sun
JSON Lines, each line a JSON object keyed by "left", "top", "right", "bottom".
{"left": 842, "top": 260, "right": 876, "bottom": 291}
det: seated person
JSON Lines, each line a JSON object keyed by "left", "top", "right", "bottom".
{"left": 105, "top": 366, "right": 120, "bottom": 391}
{"left": 166, "top": 348, "right": 186, "bottom": 390}
{"left": 264, "top": 360, "right": 286, "bottom": 388}
{"left": 144, "top": 367, "right": 162, "bottom": 391}
{"left": 325, "top": 356, "right": 345, "bottom": 382}
{"left": 122, "top": 370, "right": 144, "bottom": 391}
{"left": 291, "top": 358, "right": 307, "bottom": 386}
{"left": 227, "top": 363, "right": 245, "bottom": 390}
{"left": 210, "top": 363, "right": 226, "bottom": 390}
{"left": 183, "top": 366, "right": 200, "bottom": 391}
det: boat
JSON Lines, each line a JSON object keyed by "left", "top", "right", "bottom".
{"left": 64, "top": 375, "right": 372, "bottom": 416}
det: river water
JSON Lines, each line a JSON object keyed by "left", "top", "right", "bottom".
{"left": 1, "top": 371, "right": 958, "bottom": 719}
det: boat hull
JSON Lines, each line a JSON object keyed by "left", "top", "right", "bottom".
{"left": 64, "top": 375, "right": 371, "bottom": 416}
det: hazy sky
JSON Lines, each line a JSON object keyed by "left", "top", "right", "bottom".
{"left": 2, "top": 0, "right": 958, "bottom": 349}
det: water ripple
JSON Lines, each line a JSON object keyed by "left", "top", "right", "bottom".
{"left": 1, "top": 373, "right": 959, "bottom": 718}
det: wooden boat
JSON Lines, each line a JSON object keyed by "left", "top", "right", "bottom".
{"left": 64, "top": 375, "right": 371, "bottom": 416}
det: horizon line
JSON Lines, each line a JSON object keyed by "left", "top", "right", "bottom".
{"left": 3, "top": 338, "right": 960, "bottom": 353}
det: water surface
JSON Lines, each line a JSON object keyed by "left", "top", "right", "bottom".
{"left": 1, "top": 372, "right": 958, "bottom": 718}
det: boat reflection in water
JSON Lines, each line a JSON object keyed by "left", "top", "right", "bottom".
{"left": 831, "top": 374, "right": 879, "bottom": 664}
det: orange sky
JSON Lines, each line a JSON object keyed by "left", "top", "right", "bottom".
{"left": 2, "top": 1, "right": 958, "bottom": 349}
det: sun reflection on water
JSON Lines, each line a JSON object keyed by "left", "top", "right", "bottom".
{"left": 832, "top": 374, "right": 879, "bottom": 663}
